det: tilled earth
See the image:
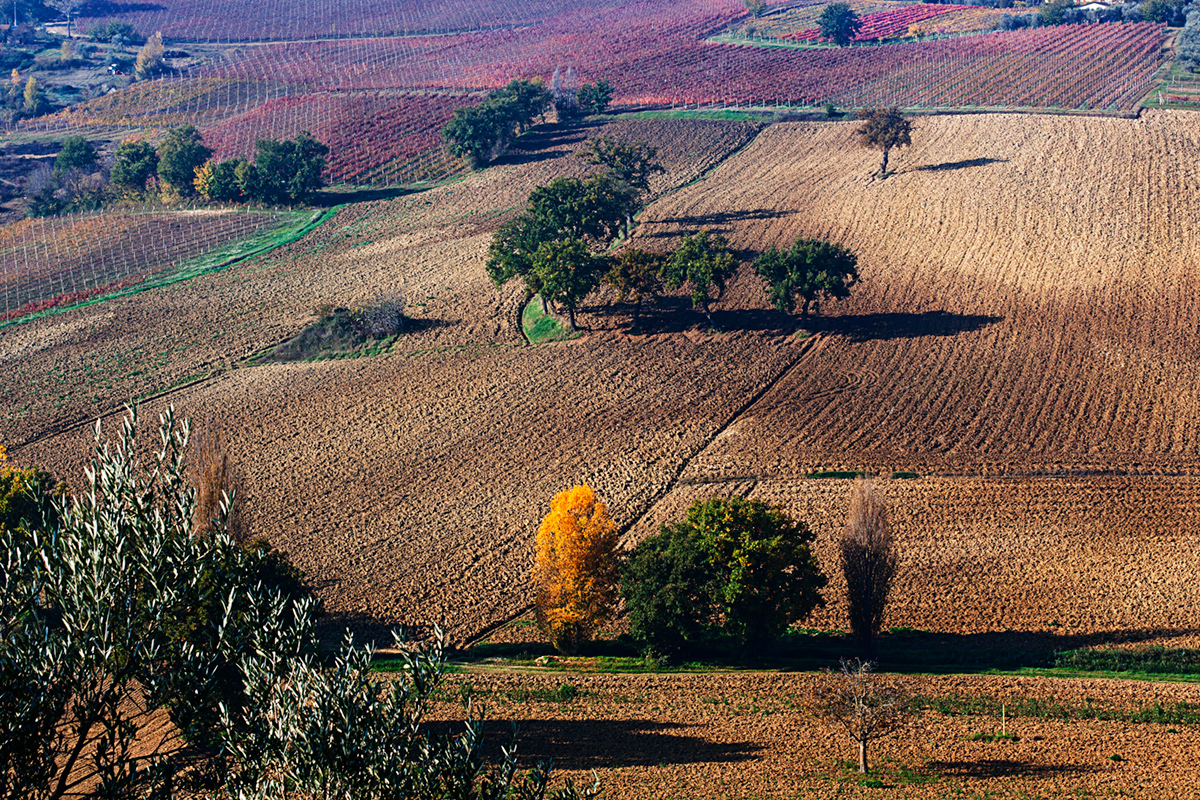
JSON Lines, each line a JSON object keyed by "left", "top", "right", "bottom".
{"left": 428, "top": 670, "right": 1200, "bottom": 800}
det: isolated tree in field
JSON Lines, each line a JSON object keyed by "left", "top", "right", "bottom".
{"left": 840, "top": 479, "right": 898, "bottom": 655}
{"left": 818, "top": 2, "right": 862, "bottom": 45}
{"left": 622, "top": 496, "right": 827, "bottom": 656}
{"left": 604, "top": 248, "right": 666, "bottom": 327}
{"left": 809, "top": 658, "right": 910, "bottom": 774}
{"left": 134, "top": 31, "right": 165, "bottom": 80}
{"left": 110, "top": 137, "right": 159, "bottom": 193}
{"left": 754, "top": 237, "right": 859, "bottom": 323}
{"left": 662, "top": 230, "right": 738, "bottom": 328}
{"left": 52, "top": 134, "right": 96, "bottom": 175}
{"left": 530, "top": 238, "right": 601, "bottom": 331}
{"left": 534, "top": 484, "right": 621, "bottom": 655}
{"left": 157, "top": 124, "right": 211, "bottom": 196}
{"left": 45, "top": 0, "right": 83, "bottom": 38}
{"left": 854, "top": 106, "right": 913, "bottom": 175}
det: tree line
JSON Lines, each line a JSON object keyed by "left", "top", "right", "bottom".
{"left": 442, "top": 76, "right": 612, "bottom": 169}
{"left": 24, "top": 125, "right": 329, "bottom": 217}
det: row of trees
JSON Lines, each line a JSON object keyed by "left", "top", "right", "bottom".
{"left": 442, "top": 75, "right": 612, "bottom": 169}
{"left": 24, "top": 126, "right": 328, "bottom": 216}
{"left": 534, "top": 480, "right": 898, "bottom": 660}
{"left": 0, "top": 411, "right": 595, "bottom": 800}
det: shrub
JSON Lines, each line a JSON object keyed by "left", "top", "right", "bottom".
{"left": 157, "top": 124, "right": 211, "bottom": 196}
{"left": 110, "top": 137, "right": 159, "bottom": 194}
{"left": 52, "top": 135, "right": 96, "bottom": 174}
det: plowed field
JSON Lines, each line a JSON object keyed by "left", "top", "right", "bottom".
{"left": 7, "top": 111, "right": 1200, "bottom": 652}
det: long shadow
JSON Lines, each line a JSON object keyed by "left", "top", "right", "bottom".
{"left": 591, "top": 297, "right": 796, "bottom": 336}
{"left": 640, "top": 209, "right": 782, "bottom": 237}
{"left": 491, "top": 148, "right": 570, "bottom": 167}
{"left": 817, "top": 310, "right": 1003, "bottom": 342}
{"left": 310, "top": 185, "right": 424, "bottom": 206}
{"left": 913, "top": 157, "right": 1008, "bottom": 172}
{"left": 474, "top": 719, "right": 762, "bottom": 769}
{"left": 927, "top": 760, "right": 1098, "bottom": 778}
{"left": 777, "top": 626, "right": 1200, "bottom": 673}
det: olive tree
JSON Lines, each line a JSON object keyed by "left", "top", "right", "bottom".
{"left": 754, "top": 236, "right": 859, "bottom": 323}
{"left": 0, "top": 408, "right": 596, "bottom": 800}
{"left": 662, "top": 230, "right": 738, "bottom": 329}
{"left": 854, "top": 107, "right": 913, "bottom": 175}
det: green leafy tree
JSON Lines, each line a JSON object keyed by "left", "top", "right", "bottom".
{"left": 818, "top": 2, "right": 862, "bottom": 45}
{"left": 194, "top": 158, "right": 246, "bottom": 202}
{"left": 662, "top": 230, "right": 738, "bottom": 328}
{"left": 486, "top": 175, "right": 635, "bottom": 306}
{"left": 157, "top": 124, "right": 211, "bottom": 196}
{"left": 622, "top": 496, "right": 827, "bottom": 656}
{"left": 754, "top": 236, "right": 859, "bottom": 322}
{"left": 604, "top": 248, "right": 666, "bottom": 327}
{"left": 576, "top": 80, "right": 613, "bottom": 116}
{"left": 246, "top": 131, "right": 328, "bottom": 204}
{"left": 134, "top": 30, "right": 165, "bottom": 80}
{"left": 745, "top": 0, "right": 767, "bottom": 17}
{"left": 442, "top": 79, "right": 550, "bottom": 168}
{"left": 110, "top": 138, "right": 159, "bottom": 193}
{"left": 578, "top": 135, "right": 664, "bottom": 235}
{"left": 854, "top": 106, "right": 913, "bottom": 175}
{"left": 530, "top": 238, "right": 601, "bottom": 331}
{"left": 52, "top": 135, "right": 96, "bottom": 175}
{"left": 1038, "top": 0, "right": 1072, "bottom": 25}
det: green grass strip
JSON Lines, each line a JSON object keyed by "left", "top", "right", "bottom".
{"left": 1, "top": 206, "right": 340, "bottom": 331}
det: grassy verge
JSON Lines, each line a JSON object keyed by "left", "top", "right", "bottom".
{"left": 1, "top": 207, "right": 334, "bottom": 331}
{"left": 522, "top": 297, "right": 579, "bottom": 344}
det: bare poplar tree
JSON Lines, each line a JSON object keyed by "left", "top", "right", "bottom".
{"left": 840, "top": 478, "right": 898, "bottom": 654}
{"left": 809, "top": 658, "right": 910, "bottom": 774}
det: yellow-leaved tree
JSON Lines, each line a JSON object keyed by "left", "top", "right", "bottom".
{"left": 534, "top": 484, "right": 620, "bottom": 655}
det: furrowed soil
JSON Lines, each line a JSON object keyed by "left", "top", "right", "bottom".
{"left": 6, "top": 111, "right": 1200, "bottom": 652}
{"left": 426, "top": 670, "right": 1200, "bottom": 800}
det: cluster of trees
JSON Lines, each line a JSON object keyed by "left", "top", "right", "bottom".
{"left": 488, "top": 134, "right": 863, "bottom": 332}
{"left": 442, "top": 74, "right": 612, "bottom": 169}
{"left": 1180, "top": 8, "right": 1200, "bottom": 71}
{"left": 0, "top": 411, "right": 595, "bottom": 800}
{"left": 3, "top": 69, "right": 48, "bottom": 121}
{"left": 24, "top": 126, "right": 328, "bottom": 216}
{"left": 533, "top": 479, "right": 899, "bottom": 661}
{"left": 441, "top": 79, "right": 553, "bottom": 168}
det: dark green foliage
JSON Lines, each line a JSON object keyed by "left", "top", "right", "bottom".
{"left": 52, "top": 135, "right": 96, "bottom": 174}
{"left": 246, "top": 131, "right": 328, "bottom": 204}
{"left": 196, "top": 157, "right": 246, "bottom": 202}
{"left": 1038, "top": 0, "right": 1072, "bottom": 25}
{"left": 486, "top": 175, "right": 635, "bottom": 299}
{"left": 818, "top": 2, "right": 862, "bottom": 45}
{"left": 1055, "top": 646, "right": 1200, "bottom": 675}
{"left": 88, "top": 20, "right": 143, "bottom": 44}
{"left": 809, "top": 470, "right": 865, "bottom": 479}
{"left": 578, "top": 136, "right": 664, "bottom": 194}
{"left": 0, "top": 457, "right": 62, "bottom": 535}
{"left": 854, "top": 106, "right": 913, "bottom": 174}
{"left": 576, "top": 80, "right": 613, "bottom": 116}
{"left": 621, "top": 496, "right": 827, "bottom": 656}
{"left": 110, "top": 138, "right": 158, "bottom": 193}
{"left": 157, "top": 123, "right": 211, "bottom": 195}
{"left": 662, "top": 230, "right": 738, "bottom": 327}
{"left": 604, "top": 248, "right": 666, "bottom": 326}
{"left": 442, "top": 79, "right": 551, "bottom": 168}
{"left": 754, "top": 237, "right": 859, "bottom": 321}
{"left": 530, "top": 238, "right": 601, "bottom": 331}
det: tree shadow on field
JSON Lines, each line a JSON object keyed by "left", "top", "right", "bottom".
{"left": 926, "top": 760, "right": 1098, "bottom": 779}
{"left": 591, "top": 296, "right": 796, "bottom": 336}
{"left": 816, "top": 310, "right": 1003, "bottom": 342}
{"left": 912, "top": 157, "right": 1008, "bottom": 173}
{"left": 639, "top": 208, "right": 782, "bottom": 237}
{"left": 310, "top": 185, "right": 423, "bottom": 206}
{"left": 469, "top": 719, "right": 763, "bottom": 769}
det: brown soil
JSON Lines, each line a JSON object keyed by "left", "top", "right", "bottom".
{"left": 429, "top": 670, "right": 1200, "bottom": 800}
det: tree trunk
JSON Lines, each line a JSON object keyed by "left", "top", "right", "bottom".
{"left": 701, "top": 300, "right": 717, "bottom": 330}
{"left": 632, "top": 297, "right": 642, "bottom": 328}
{"left": 540, "top": 294, "right": 549, "bottom": 314}
{"left": 800, "top": 295, "right": 812, "bottom": 323}
{"left": 567, "top": 303, "right": 577, "bottom": 332}
{"left": 880, "top": 148, "right": 889, "bottom": 175}
{"left": 858, "top": 737, "right": 868, "bottom": 774}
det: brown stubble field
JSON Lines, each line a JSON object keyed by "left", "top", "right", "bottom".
{"left": 8, "top": 110, "right": 1200, "bottom": 650}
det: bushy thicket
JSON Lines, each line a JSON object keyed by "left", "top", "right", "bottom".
{"left": 0, "top": 408, "right": 594, "bottom": 800}
{"left": 442, "top": 79, "right": 551, "bottom": 168}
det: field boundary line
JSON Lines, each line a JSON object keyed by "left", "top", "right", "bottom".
{"left": 461, "top": 331, "right": 824, "bottom": 649}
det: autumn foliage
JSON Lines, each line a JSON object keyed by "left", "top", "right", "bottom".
{"left": 534, "top": 484, "right": 621, "bottom": 655}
